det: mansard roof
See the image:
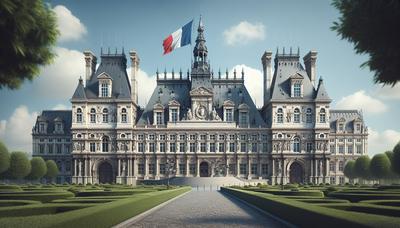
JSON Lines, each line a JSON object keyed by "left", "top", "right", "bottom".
{"left": 34, "top": 110, "right": 72, "bottom": 134}
{"left": 329, "top": 110, "right": 365, "bottom": 132}
{"left": 315, "top": 78, "right": 331, "bottom": 102}
{"left": 72, "top": 78, "right": 87, "bottom": 100}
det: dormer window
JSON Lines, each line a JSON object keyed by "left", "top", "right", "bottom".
{"left": 90, "top": 108, "right": 96, "bottom": 123}
{"left": 76, "top": 108, "right": 82, "bottom": 123}
{"left": 170, "top": 109, "right": 178, "bottom": 123}
{"left": 339, "top": 123, "right": 344, "bottom": 131}
{"left": 168, "top": 100, "right": 180, "bottom": 123}
{"left": 238, "top": 103, "right": 249, "bottom": 127}
{"left": 293, "top": 83, "right": 301, "bottom": 97}
{"left": 356, "top": 123, "right": 361, "bottom": 131}
{"left": 39, "top": 123, "right": 45, "bottom": 133}
{"left": 225, "top": 109, "right": 233, "bottom": 122}
{"left": 121, "top": 108, "right": 127, "bottom": 123}
{"left": 98, "top": 72, "right": 112, "bottom": 98}
{"left": 156, "top": 112, "right": 163, "bottom": 125}
{"left": 55, "top": 123, "right": 62, "bottom": 132}
{"left": 277, "top": 108, "right": 283, "bottom": 123}
{"left": 153, "top": 103, "right": 165, "bottom": 125}
{"left": 290, "top": 73, "right": 304, "bottom": 98}
{"left": 101, "top": 83, "right": 109, "bottom": 97}
{"left": 102, "top": 108, "right": 109, "bottom": 123}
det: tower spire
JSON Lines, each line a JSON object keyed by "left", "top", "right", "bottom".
{"left": 192, "top": 15, "right": 209, "bottom": 72}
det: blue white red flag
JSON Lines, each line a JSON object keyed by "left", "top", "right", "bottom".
{"left": 163, "top": 20, "right": 193, "bottom": 55}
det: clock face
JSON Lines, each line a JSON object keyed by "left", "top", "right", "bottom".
{"left": 195, "top": 105, "right": 207, "bottom": 119}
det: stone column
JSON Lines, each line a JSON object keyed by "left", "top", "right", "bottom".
{"left": 144, "top": 157, "right": 148, "bottom": 179}
{"left": 74, "top": 159, "right": 77, "bottom": 178}
{"left": 133, "top": 158, "right": 138, "bottom": 179}
{"left": 225, "top": 158, "right": 229, "bottom": 177}
{"left": 78, "top": 160, "right": 82, "bottom": 184}
{"left": 176, "top": 158, "right": 180, "bottom": 176}
{"left": 309, "top": 158, "right": 314, "bottom": 183}
{"left": 155, "top": 156, "right": 160, "bottom": 180}
{"left": 236, "top": 158, "right": 240, "bottom": 177}
{"left": 196, "top": 158, "right": 200, "bottom": 177}
{"left": 88, "top": 159, "right": 92, "bottom": 184}
{"left": 247, "top": 159, "right": 251, "bottom": 179}
{"left": 314, "top": 159, "right": 318, "bottom": 184}
{"left": 282, "top": 159, "right": 287, "bottom": 184}
{"left": 186, "top": 158, "right": 190, "bottom": 177}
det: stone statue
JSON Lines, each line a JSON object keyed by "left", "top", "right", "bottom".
{"left": 211, "top": 108, "right": 221, "bottom": 121}
{"left": 187, "top": 108, "right": 193, "bottom": 120}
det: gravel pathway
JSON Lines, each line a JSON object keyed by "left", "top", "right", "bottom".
{"left": 128, "top": 189, "right": 290, "bottom": 228}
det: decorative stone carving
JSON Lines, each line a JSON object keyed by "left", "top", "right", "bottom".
{"left": 186, "top": 108, "right": 193, "bottom": 120}
{"left": 195, "top": 105, "right": 207, "bottom": 120}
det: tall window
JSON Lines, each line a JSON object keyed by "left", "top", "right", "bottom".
{"left": 90, "top": 108, "right": 96, "bottom": 123}
{"left": 293, "top": 138, "right": 300, "bottom": 152}
{"left": 356, "top": 145, "right": 362, "bottom": 154}
{"left": 200, "top": 142, "right": 206, "bottom": 152}
{"left": 209, "top": 143, "right": 215, "bottom": 152}
{"left": 102, "top": 137, "right": 109, "bottom": 152}
{"left": 170, "top": 143, "right": 176, "bottom": 152}
{"left": 159, "top": 143, "right": 165, "bottom": 152}
{"left": 225, "top": 109, "right": 233, "bottom": 122}
{"left": 171, "top": 109, "right": 178, "bottom": 123}
{"left": 339, "top": 161, "right": 344, "bottom": 171}
{"left": 330, "top": 161, "right": 336, "bottom": 172}
{"left": 90, "top": 142, "right": 96, "bottom": 152}
{"left": 229, "top": 142, "right": 235, "bottom": 152}
{"left": 319, "top": 108, "right": 326, "bottom": 123}
{"left": 277, "top": 108, "right": 283, "bottom": 123}
{"left": 293, "top": 83, "right": 301, "bottom": 97}
{"left": 76, "top": 108, "right": 82, "bottom": 123}
{"left": 101, "top": 83, "right": 109, "bottom": 97}
{"left": 339, "top": 123, "right": 344, "bottom": 131}
{"left": 121, "top": 108, "right": 127, "bottom": 123}
{"left": 239, "top": 111, "right": 248, "bottom": 125}
{"left": 306, "top": 108, "right": 312, "bottom": 123}
{"left": 219, "top": 143, "right": 225, "bottom": 152}
{"left": 306, "top": 142, "right": 313, "bottom": 152}
{"left": 179, "top": 143, "right": 185, "bottom": 152}
{"left": 293, "top": 108, "right": 300, "bottom": 123}
{"left": 156, "top": 112, "right": 163, "bottom": 125}
{"left": 102, "top": 108, "right": 109, "bottom": 123}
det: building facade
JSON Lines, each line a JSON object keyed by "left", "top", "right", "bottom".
{"left": 32, "top": 19, "right": 368, "bottom": 185}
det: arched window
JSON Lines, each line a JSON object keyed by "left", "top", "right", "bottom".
{"left": 306, "top": 108, "right": 312, "bottom": 123}
{"left": 102, "top": 108, "right": 109, "bottom": 123}
{"left": 293, "top": 83, "right": 301, "bottom": 97}
{"left": 102, "top": 136, "right": 109, "bottom": 152}
{"left": 121, "top": 108, "right": 127, "bottom": 123}
{"left": 319, "top": 108, "right": 326, "bottom": 123}
{"left": 293, "top": 137, "right": 300, "bottom": 152}
{"left": 90, "top": 108, "right": 96, "bottom": 123}
{"left": 76, "top": 108, "right": 82, "bottom": 123}
{"left": 293, "top": 108, "right": 300, "bottom": 123}
{"left": 277, "top": 108, "right": 283, "bottom": 123}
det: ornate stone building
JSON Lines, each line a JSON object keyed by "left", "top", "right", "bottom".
{"left": 33, "top": 19, "right": 368, "bottom": 185}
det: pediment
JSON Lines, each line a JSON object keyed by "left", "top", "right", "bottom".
{"left": 190, "top": 86, "right": 213, "bottom": 96}
{"left": 223, "top": 99, "right": 235, "bottom": 107}
{"left": 354, "top": 117, "right": 362, "bottom": 122}
{"left": 290, "top": 72, "right": 304, "bottom": 80}
{"left": 338, "top": 117, "right": 346, "bottom": 122}
{"left": 168, "top": 99, "right": 180, "bottom": 107}
{"left": 97, "top": 72, "right": 112, "bottom": 80}
{"left": 54, "top": 117, "right": 63, "bottom": 122}
{"left": 153, "top": 102, "right": 164, "bottom": 110}
{"left": 238, "top": 103, "right": 249, "bottom": 110}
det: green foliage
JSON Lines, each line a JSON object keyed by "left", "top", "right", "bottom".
{"left": 384, "top": 150, "right": 394, "bottom": 161}
{"left": 0, "top": 141, "right": 10, "bottom": 174}
{"left": 0, "top": 0, "right": 58, "bottom": 89}
{"left": 45, "top": 160, "right": 59, "bottom": 179}
{"left": 332, "top": 0, "right": 400, "bottom": 85}
{"left": 28, "top": 157, "right": 47, "bottom": 180}
{"left": 370, "top": 153, "right": 391, "bottom": 179}
{"left": 9, "top": 151, "right": 31, "bottom": 179}
{"left": 354, "top": 156, "right": 371, "bottom": 179}
{"left": 392, "top": 142, "right": 400, "bottom": 175}
{"left": 343, "top": 160, "right": 356, "bottom": 179}
{"left": 0, "top": 185, "right": 22, "bottom": 192}
{"left": 0, "top": 191, "right": 74, "bottom": 203}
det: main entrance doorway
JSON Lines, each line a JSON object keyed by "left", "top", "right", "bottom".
{"left": 199, "top": 162, "right": 209, "bottom": 177}
{"left": 289, "top": 162, "right": 303, "bottom": 184}
{"left": 98, "top": 162, "right": 113, "bottom": 184}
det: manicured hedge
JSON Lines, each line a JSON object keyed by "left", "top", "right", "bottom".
{"left": 0, "top": 200, "right": 41, "bottom": 207}
{"left": 328, "top": 192, "right": 400, "bottom": 202}
{"left": 251, "top": 189, "right": 324, "bottom": 197}
{"left": 324, "top": 203, "right": 400, "bottom": 217}
{"left": 52, "top": 199, "right": 115, "bottom": 204}
{"left": 75, "top": 189, "right": 154, "bottom": 197}
{"left": 0, "top": 191, "right": 74, "bottom": 202}
{"left": 0, "top": 203, "right": 96, "bottom": 217}
{"left": 0, "top": 187, "right": 191, "bottom": 228}
{"left": 296, "top": 199, "right": 350, "bottom": 204}
{"left": 0, "top": 185, "right": 22, "bottom": 192}
{"left": 360, "top": 200, "right": 400, "bottom": 207}
{"left": 221, "top": 187, "right": 400, "bottom": 227}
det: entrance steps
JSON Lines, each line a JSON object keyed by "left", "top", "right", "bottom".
{"left": 139, "top": 176, "right": 267, "bottom": 187}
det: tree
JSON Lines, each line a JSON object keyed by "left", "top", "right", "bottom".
{"left": 0, "top": 0, "right": 58, "bottom": 89}
{"left": 392, "top": 142, "right": 400, "bottom": 175}
{"left": 332, "top": 0, "right": 400, "bottom": 85}
{"left": 9, "top": 151, "right": 31, "bottom": 179}
{"left": 343, "top": 160, "right": 356, "bottom": 180}
{"left": 354, "top": 155, "right": 371, "bottom": 180}
{"left": 370, "top": 153, "right": 391, "bottom": 180}
{"left": 45, "top": 160, "right": 59, "bottom": 181}
{"left": 27, "top": 157, "right": 47, "bottom": 180}
{"left": 385, "top": 150, "right": 394, "bottom": 162}
{"left": 0, "top": 141, "right": 10, "bottom": 174}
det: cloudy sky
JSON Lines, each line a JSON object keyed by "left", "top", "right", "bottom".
{"left": 0, "top": 0, "right": 399, "bottom": 156}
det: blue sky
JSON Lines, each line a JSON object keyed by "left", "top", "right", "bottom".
{"left": 0, "top": 0, "right": 399, "bottom": 155}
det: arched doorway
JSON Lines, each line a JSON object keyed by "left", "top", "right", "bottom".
{"left": 200, "top": 162, "right": 209, "bottom": 177}
{"left": 289, "top": 162, "right": 303, "bottom": 184}
{"left": 98, "top": 162, "right": 113, "bottom": 184}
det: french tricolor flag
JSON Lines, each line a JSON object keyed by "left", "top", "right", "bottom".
{"left": 163, "top": 20, "right": 193, "bottom": 55}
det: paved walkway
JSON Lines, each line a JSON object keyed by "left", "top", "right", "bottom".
{"left": 128, "top": 189, "right": 290, "bottom": 228}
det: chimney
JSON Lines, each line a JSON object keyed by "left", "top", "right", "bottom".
{"left": 129, "top": 50, "right": 140, "bottom": 104}
{"left": 303, "top": 51, "right": 317, "bottom": 87}
{"left": 83, "top": 51, "right": 97, "bottom": 85}
{"left": 261, "top": 51, "right": 272, "bottom": 107}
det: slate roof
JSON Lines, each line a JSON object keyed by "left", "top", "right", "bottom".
{"left": 329, "top": 110, "right": 364, "bottom": 132}
{"left": 34, "top": 110, "right": 72, "bottom": 134}
{"left": 72, "top": 53, "right": 131, "bottom": 100}
{"left": 315, "top": 78, "right": 331, "bottom": 102}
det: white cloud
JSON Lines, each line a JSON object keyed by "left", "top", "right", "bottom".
{"left": 52, "top": 104, "right": 69, "bottom": 110}
{"left": 127, "top": 68, "right": 157, "bottom": 107}
{"left": 335, "top": 90, "right": 388, "bottom": 114}
{"left": 368, "top": 128, "right": 400, "bottom": 156}
{"left": 223, "top": 21, "right": 265, "bottom": 46}
{"left": 376, "top": 84, "right": 400, "bottom": 100}
{"left": 53, "top": 5, "right": 87, "bottom": 42}
{"left": 229, "top": 64, "right": 263, "bottom": 107}
{"left": 0, "top": 106, "right": 38, "bottom": 154}
{"left": 33, "top": 47, "right": 84, "bottom": 99}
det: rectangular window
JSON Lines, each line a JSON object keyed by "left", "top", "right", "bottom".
{"left": 156, "top": 112, "right": 163, "bottom": 125}
{"left": 138, "top": 143, "right": 144, "bottom": 152}
{"left": 219, "top": 143, "right": 225, "bottom": 152}
{"left": 356, "top": 124, "right": 361, "bottom": 131}
{"left": 240, "top": 112, "right": 248, "bottom": 125}
{"left": 170, "top": 134, "right": 176, "bottom": 140}
{"left": 39, "top": 123, "right": 45, "bottom": 133}
{"left": 170, "top": 143, "right": 176, "bottom": 152}
{"left": 189, "top": 164, "right": 196, "bottom": 174}
{"left": 103, "top": 113, "right": 108, "bottom": 123}
{"left": 251, "top": 164, "right": 258, "bottom": 175}
{"left": 56, "top": 144, "right": 62, "bottom": 154}
{"left": 101, "top": 83, "right": 108, "bottom": 97}
{"left": 171, "top": 109, "right": 178, "bottom": 123}
{"left": 263, "top": 143, "right": 268, "bottom": 152}
{"left": 261, "top": 164, "right": 268, "bottom": 175}
{"left": 200, "top": 134, "right": 206, "bottom": 140}
{"left": 148, "top": 164, "right": 155, "bottom": 175}
{"left": 339, "top": 176, "right": 345, "bottom": 184}
{"left": 339, "top": 124, "right": 344, "bottom": 131}
{"left": 138, "top": 164, "right": 144, "bottom": 175}
{"left": 347, "top": 145, "right": 353, "bottom": 154}
{"left": 240, "top": 134, "right": 246, "bottom": 141}
{"left": 251, "top": 143, "right": 258, "bottom": 152}
{"left": 330, "top": 145, "right": 335, "bottom": 153}
{"left": 138, "top": 134, "right": 144, "bottom": 140}
{"left": 158, "top": 134, "right": 165, "bottom": 140}
{"left": 306, "top": 143, "right": 313, "bottom": 152}
{"left": 149, "top": 134, "right": 155, "bottom": 140}
{"left": 330, "top": 177, "right": 336, "bottom": 185}
{"left": 56, "top": 123, "right": 62, "bottom": 132}
{"left": 39, "top": 144, "right": 45, "bottom": 154}
{"left": 339, "top": 138, "right": 344, "bottom": 142}
{"left": 179, "top": 134, "right": 185, "bottom": 141}
{"left": 149, "top": 143, "right": 155, "bottom": 152}
{"left": 90, "top": 113, "right": 96, "bottom": 123}
{"left": 121, "top": 114, "right": 127, "bottom": 123}
{"left": 347, "top": 138, "right": 353, "bottom": 142}
{"left": 200, "top": 142, "right": 206, "bottom": 152}
{"left": 240, "top": 164, "right": 247, "bottom": 175}
{"left": 90, "top": 143, "right": 96, "bottom": 152}
{"left": 160, "top": 143, "right": 165, "bottom": 152}
{"left": 293, "top": 83, "right": 301, "bottom": 97}
{"left": 338, "top": 145, "right": 344, "bottom": 154}
{"left": 179, "top": 164, "right": 186, "bottom": 175}
{"left": 330, "top": 162, "right": 335, "bottom": 172}
{"left": 65, "top": 145, "right": 70, "bottom": 153}
{"left": 190, "top": 134, "right": 196, "bottom": 140}
{"left": 65, "top": 161, "right": 71, "bottom": 172}
{"left": 210, "top": 143, "right": 215, "bottom": 152}
{"left": 209, "top": 134, "right": 216, "bottom": 140}
{"left": 225, "top": 109, "right": 233, "bottom": 122}
{"left": 190, "top": 143, "right": 196, "bottom": 152}
{"left": 159, "top": 164, "right": 166, "bottom": 175}
{"left": 240, "top": 143, "right": 247, "bottom": 152}
{"left": 219, "top": 134, "right": 225, "bottom": 141}
{"left": 229, "top": 142, "right": 235, "bottom": 152}
{"left": 48, "top": 144, "right": 53, "bottom": 154}
{"left": 179, "top": 143, "right": 185, "bottom": 152}
{"left": 229, "top": 134, "right": 235, "bottom": 141}
{"left": 356, "top": 145, "right": 362, "bottom": 154}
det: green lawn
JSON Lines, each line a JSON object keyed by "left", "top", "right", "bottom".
{"left": 222, "top": 184, "right": 400, "bottom": 228}
{"left": 0, "top": 184, "right": 190, "bottom": 228}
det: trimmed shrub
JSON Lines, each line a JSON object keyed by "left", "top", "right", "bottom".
{"left": 343, "top": 160, "right": 356, "bottom": 180}
{"left": 328, "top": 191, "right": 400, "bottom": 202}
{"left": 45, "top": 160, "right": 59, "bottom": 180}
{"left": 9, "top": 151, "right": 31, "bottom": 179}
{"left": 0, "top": 203, "right": 96, "bottom": 217}
{"left": 391, "top": 142, "right": 400, "bottom": 175}
{"left": 27, "top": 157, "right": 47, "bottom": 180}
{"left": 252, "top": 189, "right": 324, "bottom": 197}
{"left": 0, "top": 200, "right": 41, "bottom": 207}
{"left": 354, "top": 155, "right": 371, "bottom": 180}
{"left": 370, "top": 153, "right": 391, "bottom": 180}
{"left": 0, "top": 141, "right": 10, "bottom": 174}
{"left": 0, "top": 185, "right": 22, "bottom": 192}
{"left": 0, "top": 191, "right": 74, "bottom": 203}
